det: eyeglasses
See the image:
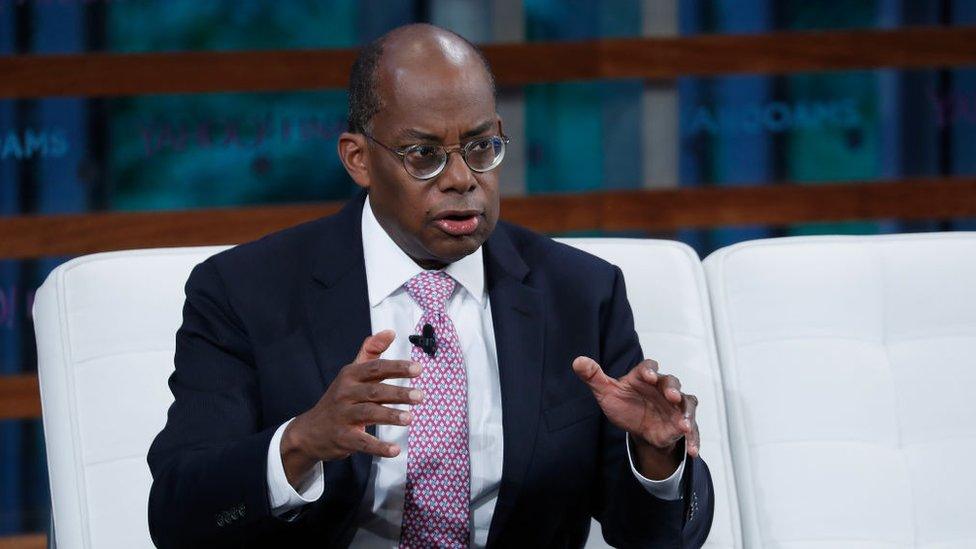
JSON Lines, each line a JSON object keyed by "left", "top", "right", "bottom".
{"left": 363, "top": 127, "right": 510, "bottom": 180}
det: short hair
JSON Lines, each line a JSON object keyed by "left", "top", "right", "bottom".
{"left": 346, "top": 28, "right": 496, "bottom": 134}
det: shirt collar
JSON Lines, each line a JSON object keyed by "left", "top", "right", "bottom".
{"left": 362, "top": 195, "right": 485, "bottom": 307}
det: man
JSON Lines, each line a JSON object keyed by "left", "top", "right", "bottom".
{"left": 148, "top": 23, "right": 713, "bottom": 548}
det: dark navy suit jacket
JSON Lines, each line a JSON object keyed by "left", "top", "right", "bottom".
{"left": 148, "top": 192, "right": 714, "bottom": 548}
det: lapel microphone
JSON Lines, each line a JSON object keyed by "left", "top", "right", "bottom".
{"left": 408, "top": 323, "right": 437, "bottom": 357}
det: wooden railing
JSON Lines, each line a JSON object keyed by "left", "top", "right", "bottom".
{"left": 0, "top": 375, "right": 41, "bottom": 420}
{"left": 1, "top": 27, "right": 974, "bottom": 98}
{"left": 0, "top": 534, "right": 45, "bottom": 549}
{"left": 0, "top": 177, "right": 974, "bottom": 261}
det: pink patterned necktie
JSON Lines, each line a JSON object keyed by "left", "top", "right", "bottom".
{"left": 399, "top": 271, "right": 471, "bottom": 549}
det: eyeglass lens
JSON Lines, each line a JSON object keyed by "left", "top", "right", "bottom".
{"left": 403, "top": 136, "right": 506, "bottom": 179}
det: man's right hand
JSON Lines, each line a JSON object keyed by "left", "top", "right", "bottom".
{"left": 280, "top": 330, "right": 423, "bottom": 488}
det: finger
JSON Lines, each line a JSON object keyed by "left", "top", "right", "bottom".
{"left": 623, "top": 362, "right": 671, "bottom": 403}
{"left": 688, "top": 426, "right": 701, "bottom": 458}
{"left": 347, "top": 402, "right": 413, "bottom": 428}
{"left": 344, "top": 429, "right": 401, "bottom": 458}
{"left": 572, "top": 356, "right": 616, "bottom": 398}
{"left": 354, "top": 359, "right": 422, "bottom": 383}
{"left": 677, "top": 393, "right": 697, "bottom": 433}
{"left": 658, "top": 374, "right": 683, "bottom": 405}
{"left": 682, "top": 394, "right": 700, "bottom": 457}
{"left": 627, "top": 358, "right": 668, "bottom": 387}
{"left": 627, "top": 359, "right": 659, "bottom": 384}
{"left": 351, "top": 382, "right": 424, "bottom": 405}
{"left": 354, "top": 330, "right": 397, "bottom": 363}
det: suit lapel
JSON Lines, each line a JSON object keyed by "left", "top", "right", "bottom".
{"left": 483, "top": 224, "right": 545, "bottom": 547}
{"left": 301, "top": 192, "right": 375, "bottom": 497}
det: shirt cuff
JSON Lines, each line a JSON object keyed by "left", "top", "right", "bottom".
{"left": 625, "top": 433, "right": 686, "bottom": 501}
{"left": 267, "top": 417, "right": 325, "bottom": 517}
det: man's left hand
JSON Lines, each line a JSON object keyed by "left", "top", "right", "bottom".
{"left": 572, "top": 356, "right": 700, "bottom": 480}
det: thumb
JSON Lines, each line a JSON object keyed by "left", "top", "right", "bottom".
{"left": 354, "top": 330, "right": 396, "bottom": 363}
{"left": 572, "top": 356, "right": 615, "bottom": 398}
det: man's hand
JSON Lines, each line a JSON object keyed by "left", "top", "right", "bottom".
{"left": 280, "top": 330, "right": 423, "bottom": 487}
{"left": 572, "top": 356, "right": 699, "bottom": 480}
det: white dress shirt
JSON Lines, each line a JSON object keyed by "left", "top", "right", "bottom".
{"left": 265, "top": 197, "right": 686, "bottom": 547}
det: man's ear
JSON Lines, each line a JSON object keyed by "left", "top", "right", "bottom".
{"left": 337, "top": 132, "right": 370, "bottom": 190}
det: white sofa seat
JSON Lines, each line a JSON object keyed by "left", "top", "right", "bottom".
{"left": 33, "top": 239, "right": 740, "bottom": 548}
{"left": 34, "top": 246, "right": 230, "bottom": 549}
{"left": 704, "top": 233, "right": 976, "bottom": 548}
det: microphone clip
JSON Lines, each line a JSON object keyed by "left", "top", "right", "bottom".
{"left": 408, "top": 323, "right": 437, "bottom": 357}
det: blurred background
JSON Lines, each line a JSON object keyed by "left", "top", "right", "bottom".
{"left": 2, "top": 0, "right": 975, "bottom": 542}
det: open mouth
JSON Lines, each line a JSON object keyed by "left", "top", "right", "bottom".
{"left": 433, "top": 211, "right": 481, "bottom": 236}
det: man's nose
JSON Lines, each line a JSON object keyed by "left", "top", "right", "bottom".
{"left": 436, "top": 150, "right": 477, "bottom": 193}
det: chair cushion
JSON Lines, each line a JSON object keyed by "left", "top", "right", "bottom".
{"left": 34, "top": 246, "right": 229, "bottom": 548}
{"left": 704, "top": 233, "right": 976, "bottom": 549}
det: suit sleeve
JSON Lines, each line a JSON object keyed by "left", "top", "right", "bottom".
{"left": 147, "top": 259, "right": 281, "bottom": 547}
{"left": 592, "top": 266, "right": 715, "bottom": 549}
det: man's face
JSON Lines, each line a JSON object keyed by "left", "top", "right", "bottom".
{"left": 356, "top": 51, "right": 500, "bottom": 269}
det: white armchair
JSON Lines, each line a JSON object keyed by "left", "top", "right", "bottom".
{"left": 33, "top": 246, "right": 229, "bottom": 548}
{"left": 704, "top": 233, "right": 976, "bottom": 549}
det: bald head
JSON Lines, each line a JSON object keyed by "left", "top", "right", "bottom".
{"left": 346, "top": 23, "right": 496, "bottom": 134}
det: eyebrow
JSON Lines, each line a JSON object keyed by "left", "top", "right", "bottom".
{"left": 397, "top": 119, "right": 495, "bottom": 143}
{"left": 461, "top": 120, "right": 496, "bottom": 139}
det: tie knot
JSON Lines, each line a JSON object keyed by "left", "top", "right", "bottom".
{"left": 404, "top": 271, "right": 456, "bottom": 312}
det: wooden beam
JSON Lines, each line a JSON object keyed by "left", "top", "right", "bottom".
{"left": 1, "top": 27, "right": 974, "bottom": 98}
{"left": 0, "top": 534, "right": 45, "bottom": 549}
{"left": 500, "top": 177, "right": 976, "bottom": 232}
{"left": 0, "top": 374, "right": 42, "bottom": 420}
{"left": 0, "top": 48, "right": 356, "bottom": 98}
{"left": 0, "top": 202, "right": 342, "bottom": 260}
{"left": 594, "top": 25, "right": 976, "bottom": 80}
{"left": 1, "top": 177, "right": 975, "bottom": 261}
{"left": 490, "top": 26, "right": 976, "bottom": 85}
